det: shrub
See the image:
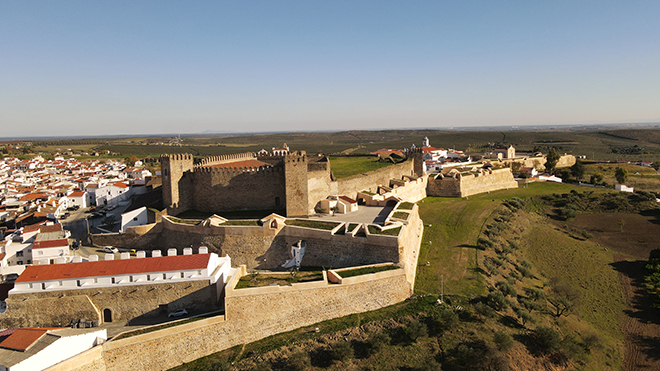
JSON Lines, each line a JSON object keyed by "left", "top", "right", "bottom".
{"left": 492, "top": 257, "right": 504, "bottom": 267}
{"left": 474, "top": 302, "right": 495, "bottom": 319}
{"left": 524, "top": 287, "right": 546, "bottom": 301}
{"left": 477, "top": 237, "right": 494, "bottom": 250}
{"left": 403, "top": 318, "right": 429, "bottom": 343}
{"left": 496, "top": 281, "right": 517, "bottom": 297}
{"left": 517, "top": 266, "right": 533, "bottom": 278}
{"left": 329, "top": 340, "right": 354, "bottom": 362}
{"left": 366, "top": 331, "right": 390, "bottom": 354}
{"left": 493, "top": 330, "right": 514, "bottom": 352}
{"left": 518, "top": 260, "right": 532, "bottom": 269}
{"left": 285, "top": 351, "right": 311, "bottom": 371}
{"left": 534, "top": 326, "right": 561, "bottom": 354}
{"left": 509, "top": 271, "right": 522, "bottom": 281}
{"left": 486, "top": 290, "right": 509, "bottom": 311}
{"left": 515, "top": 308, "right": 534, "bottom": 325}
{"left": 508, "top": 240, "right": 520, "bottom": 250}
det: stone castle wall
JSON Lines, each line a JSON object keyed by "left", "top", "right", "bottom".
{"left": 427, "top": 168, "right": 518, "bottom": 197}
{"left": 0, "top": 279, "right": 217, "bottom": 328}
{"left": 190, "top": 166, "right": 286, "bottom": 212}
{"left": 62, "top": 267, "right": 412, "bottom": 371}
{"left": 90, "top": 213, "right": 419, "bottom": 272}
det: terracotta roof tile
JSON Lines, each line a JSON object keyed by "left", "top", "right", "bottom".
{"left": 39, "top": 224, "right": 63, "bottom": 234}
{"left": 33, "top": 239, "right": 69, "bottom": 249}
{"left": 0, "top": 328, "right": 51, "bottom": 351}
{"left": 16, "top": 254, "right": 212, "bottom": 282}
{"left": 112, "top": 182, "right": 128, "bottom": 188}
{"left": 207, "top": 159, "right": 268, "bottom": 169}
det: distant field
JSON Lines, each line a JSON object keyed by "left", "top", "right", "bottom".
{"left": 11, "top": 128, "right": 660, "bottom": 162}
{"left": 328, "top": 156, "right": 396, "bottom": 179}
{"left": 584, "top": 163, "right": 660, "bottom": 192}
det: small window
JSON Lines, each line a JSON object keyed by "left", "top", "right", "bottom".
{"left": 42, "top": 283, "right": 46, "bottom": 290}
{"left": 59, "top": 281, "right": 63, "bottom": 286}
{"left": 94, "top": 278, "right": 98, "bottom": 283}
{"left": 147, "top": 274, "right": 151, "bottom": 281}
{"left": 111, "top": 277, "right": 116, "bottom": 284}
{"left": 17, "top": 260, "right": 23, "bottom": 265}
{"left": 180, "top": 272, "right": 184, "bottom": 278}
{"left": 28, "top": 283, "right": 33, "bottom": 289}
{"left": 133, "top": 217, "right": 138, "bottom": 221}
{"left": 129, "top": 276, "right": 134, "bottom": 282}
{"left": 16, "top": 251, "right": 23, "bottom": 257}
{"left": 77, "top": 280, "right": 82, "bottom": 287}
{"left": 197, "top": 270, "right": 202, "bottom": 275}
{"left": 39, "top": 251, "right": 43, "bottom": 255}
{"left": 163, "top": 273, "right": 167, "bottom": 280}
{"left": 27, "top": 260, "right": 31, "bottom": 264}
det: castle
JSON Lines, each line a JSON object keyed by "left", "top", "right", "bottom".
{"left": 161, "top": 149, "right": 426, "bottom": 217}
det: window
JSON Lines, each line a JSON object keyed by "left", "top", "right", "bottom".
{"left": 129, "top": 276, "right": 134, "bottom": 282}
{"left": 133, "top": 217, "right": 138, "bottom": 221}
{"left": 59, "top": 281, "right": 63, "bottom": 286}
{"left": 180, "top": 272, "right": 184, "bottom": 278}
{"left": 17, "top": 260, "right": 23, "bottom": 265}
{"left": 28, "top": 283, "right": 33, "bottom": 289}
{"left": 27, "top": 260, "right": 31, "bottom": 264}
{"left": 42, "top": 283, "right": 46, "bottom": 290}
{"left": 147, "top": 274, "right": 151, "bottom": 281}
{"left": 39, "top": 251, "right": 43, "bottom": 255}
{"left": 111, "top": 277, "right": 116, "bottom": 284}
{"left": 197, "top": 270, "right": 202, "bottom": 275}
{"left": 94, "top": 278, "right": 98, "bottom": 283}
{"left": 77, "top": 280, "right": 82, "bottom": 287}
{"left": 163, "top": 273, "right": 167, "bottom": 280}
{"left": 16, "top": 251, "right": 23, "bottom": 257}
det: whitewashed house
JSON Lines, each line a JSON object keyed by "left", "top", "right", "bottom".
{"left": 0, "top": 327, "right": 107, "bottom": 371}
{"left": 95, "top": 182, "right": 131, "bottom": 207}
{"left": 120, "top": 206, "right": 148, "bottom": 232}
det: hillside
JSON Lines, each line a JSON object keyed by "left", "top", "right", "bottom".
{"left": 170, "top": 183, "right": 660, "bottom": 371}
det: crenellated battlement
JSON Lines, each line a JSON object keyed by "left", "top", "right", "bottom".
{"left": 197, "top": 152, "right": 255, "bottom": 167}
{"left": 192, "top": 164, "right": 283, "bottom": 175}
{"left": 161, "top": 153, "right": 194, "bottom": 161}
{"left": 284, "top": 151, "right": 307, "bottom": 163}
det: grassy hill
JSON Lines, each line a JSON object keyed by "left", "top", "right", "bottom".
{"left": 169, "top": 182, "right": 660, "bottom": 371}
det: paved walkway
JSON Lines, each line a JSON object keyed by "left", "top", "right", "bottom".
{"left": 311, "top": 206, "right": 392, "bottom": 225}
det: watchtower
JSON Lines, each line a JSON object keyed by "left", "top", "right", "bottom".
{"left": 161, "top": 154, "right": 194, "bottom": 213}
{"left": 284, "top": 151, "right": 309, "bottom": 217}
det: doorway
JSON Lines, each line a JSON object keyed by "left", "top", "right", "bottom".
{"left": 103, "top": 308, "right": 112, "bottom": 323}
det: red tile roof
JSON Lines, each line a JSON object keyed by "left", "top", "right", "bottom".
{"left": 339, "top": 196, "right": 357, "bottom": 204}
{"left": 69, "top": 191, "right": 85, "bottom": 197}
{"left": 18, "top": 193, "right": 48, "bottom": 202}
{"left": 33, "top": 239, "right": 69, "bottom": 249}
{"left": 16, "top": 254, "right": 212, "bottom": 282}
{"left": 0, "top": 253, "right": 5, "bottom": 261}
{"left": 23, "top": 223, "right": 46, "bottom": 233}
{"left": 39, "top": 224, "right": 63, "bottom": 233}
{"left": 112, "top": 182, "right": 128, "bottom": 188}
{"left": 0, "top": 328, "right": 54, "bottom": 351}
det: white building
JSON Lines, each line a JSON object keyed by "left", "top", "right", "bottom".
{"left": 0, "top": 327, "right": 107, "bottom": 371}
{"left": 1, "top": 223, "right": 71, "bottom": 277}
{"left": 67, "top": 190, "right": 89, "bottom": 209}
{"left": 120, "top": 206, "right": 148, "bottom": 232}
{"left": 10, "top": 249, "right": 231, "bottom": 294}
{"left": 95, "top": 182, "right": 131, "bottom": 207}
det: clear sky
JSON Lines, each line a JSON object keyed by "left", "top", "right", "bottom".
{"left": 2, "top": 1, "right": 659, "bottom": 137}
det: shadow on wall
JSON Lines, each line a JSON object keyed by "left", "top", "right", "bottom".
{"left": 124, "top": 284, "right": 222, "bottom": 326}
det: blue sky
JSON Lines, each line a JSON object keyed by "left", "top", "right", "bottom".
{"left": 1, "top": 1, "right": 659, "bottom": 137}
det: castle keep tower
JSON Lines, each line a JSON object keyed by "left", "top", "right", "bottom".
{"left": 161, "top": 154, "right": 194, "bottom": 213}
{"left": 284, "top": 151, "right": 309, "bottom": 217}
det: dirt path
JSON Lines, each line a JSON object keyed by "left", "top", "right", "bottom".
{"left": 612, "top": 254, "right": 660, "bottom": 371}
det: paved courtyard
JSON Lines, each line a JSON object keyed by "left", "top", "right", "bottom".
{"left": 310, "top": 205, "right": 393, "bottom": 225}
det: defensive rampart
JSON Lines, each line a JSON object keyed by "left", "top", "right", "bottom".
{"left": 58, "top": 265, "right": 412, "bottom": 371}
{"left": 427, "top": 168, "right": 518, "bottom": 197}
{"left": 0, "top": 279, "right": 217, "bottom": 329}
{"left": 90, "top": 211, "right": 423, "bottom": 275}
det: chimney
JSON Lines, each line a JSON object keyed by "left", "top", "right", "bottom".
{"left": 152, "top": 250, "right": 161, "bottom": 257}
{"left": 183, "top": 248, "right": 192, "bottom": 255}
{"left": 199, "top": 246, "right": 208, "bottom": 254}
{"left": 137, "top": 251, "right": 146, "bottom": 258}
{"left": 167, "top": 248, "right": 177, "bottom": 256}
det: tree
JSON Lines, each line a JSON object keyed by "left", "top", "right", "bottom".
{"left": 589, "top": 173, "right": 604, "bottom": 184}
{"left": 652, "top": 161, "right": 660, "bottom": 172}
{"left": 615, "top": 168, "right": 628, "bottom": 184}
{"left": 493, "top": 331, "right": 514, "bottom": 352}
{"left": 124, "top": 156, "right": 139, "bottom": 167}
{"left": 545, "top": 149, "right": 561, "bottom": 173}
{"left": 547, "top": 278, "right": 580, "bottom": 317}
{"left": 570, "top": 160, "right": 585, "bottom": 181}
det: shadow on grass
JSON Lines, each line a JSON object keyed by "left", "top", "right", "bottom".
{"left": 609, "top": 259, "right": 660, "bottom": 326}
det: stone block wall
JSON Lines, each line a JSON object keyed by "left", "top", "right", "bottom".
{"left": 0, "top": 280, "right": 218, "bottom": 328}
{"left": 78, "top": 268, "right": 412, "bottom": 371}
{"left": 427, "top": 168, "right": 518, "bottom": 198}
{"left": 190, "top": 166, "right": 286, "bottom": 212}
